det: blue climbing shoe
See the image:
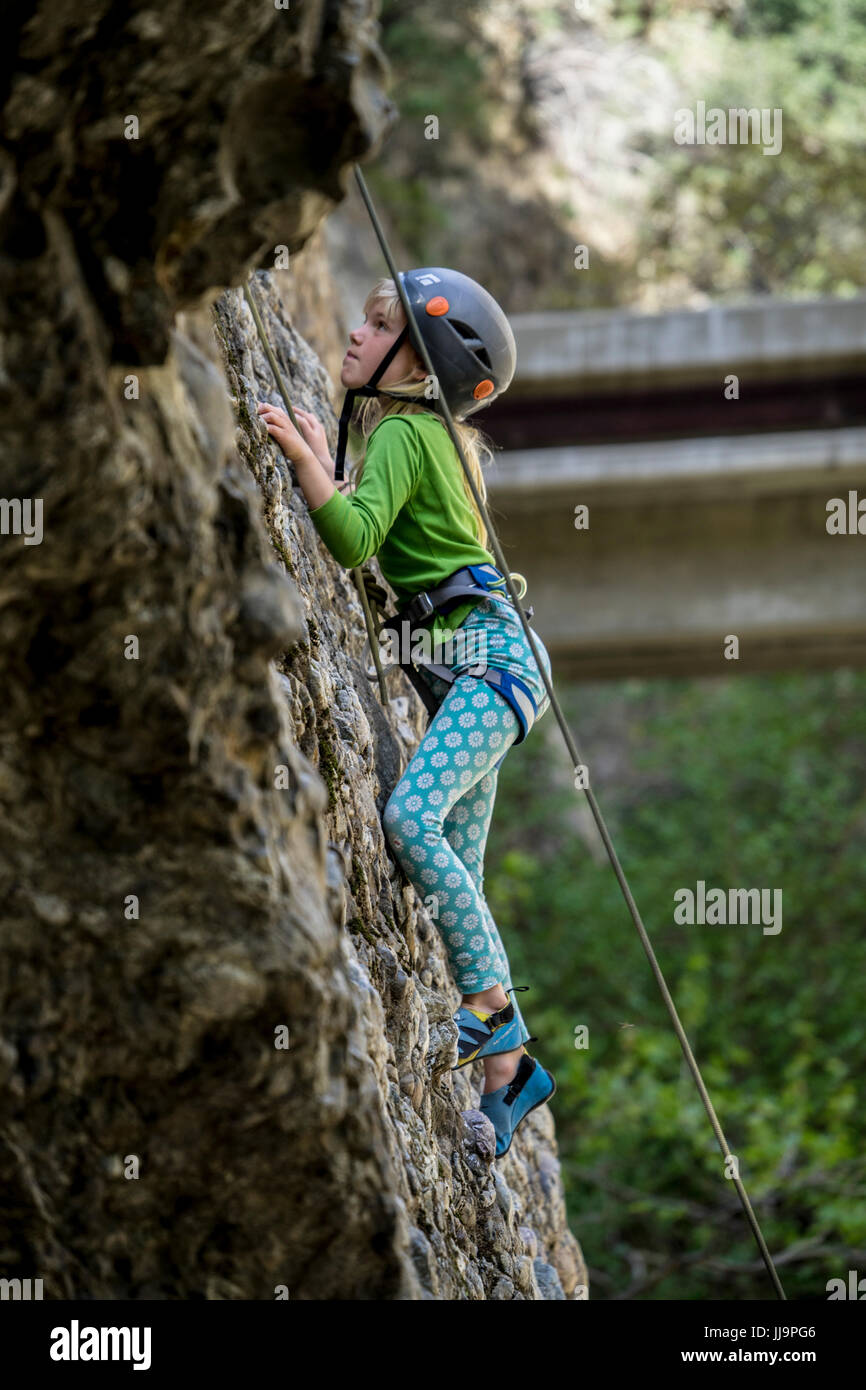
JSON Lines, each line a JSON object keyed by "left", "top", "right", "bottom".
{"left": 452, "top": 987, "right": 536, "bottom": 1069}
{"left": 479, "top": 1053, "right": 556, "bottom": 1158}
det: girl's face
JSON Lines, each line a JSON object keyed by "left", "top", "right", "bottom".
{"left": 341, "top": 298, "right": 426, "bottom": 390}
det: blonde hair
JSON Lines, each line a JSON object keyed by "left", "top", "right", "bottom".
{"left": 346, "top": 277, "right": 496, "bottom": 552}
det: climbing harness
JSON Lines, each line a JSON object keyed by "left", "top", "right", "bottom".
{"left": 349, "top": 162, "right": 788, "bottom": 1300}
{"left": 368, "top": 562, "right": 540, "bottom": 743}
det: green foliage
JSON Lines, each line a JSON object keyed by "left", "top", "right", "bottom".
{"left": 373, "top": 1, "right": 507, "bottom": 263}
{"left": 374, "top": 0, "right": 866, "bottom": 302}
{"left": 488, "top": 670, "right": 866, "bottom": 1299}
{"left": 379, "top": 0, "right": 495, "bottom": 147}
{"left": 630, "top": 1, "right": 866, "bottom": 297}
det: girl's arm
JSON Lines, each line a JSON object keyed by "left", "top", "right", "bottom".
{"left": 258, "top": 405, "right": 422, "bottom": 569}
{"left": 257, "top": 402, "right": 337, "bottom": 510}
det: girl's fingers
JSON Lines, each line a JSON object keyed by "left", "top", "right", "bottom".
{"left": 257, "top": 402, "right": 291, "bottom": 422}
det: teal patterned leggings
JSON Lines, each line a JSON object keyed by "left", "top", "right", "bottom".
{"left": 382, "top": 594, "right": 552, "bottom": 1044}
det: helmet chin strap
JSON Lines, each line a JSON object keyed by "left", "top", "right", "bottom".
{"left": 334, "top": 324, "right": 410, "bottom": 482}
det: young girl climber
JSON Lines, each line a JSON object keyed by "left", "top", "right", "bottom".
{"left": 257, "top": 267, "right": 556, "bottom": 1159}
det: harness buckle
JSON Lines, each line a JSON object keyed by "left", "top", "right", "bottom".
{"left": 402, "top": 591, "right": 435, "bottom": 625}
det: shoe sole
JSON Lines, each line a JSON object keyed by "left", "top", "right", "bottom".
{"left": 495, "top": 1068, "right": 557, "bottom": 1157}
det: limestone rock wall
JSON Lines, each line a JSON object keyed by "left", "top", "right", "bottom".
{"left": 0, "top": 0, "right": 585, "bottom": 1299}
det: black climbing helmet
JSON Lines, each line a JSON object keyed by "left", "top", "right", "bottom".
{"left": 395, "top": 267, "right": 517, "bottom": 422}
{"left": 334, "top": 266, "right": 517, "bottom": 480}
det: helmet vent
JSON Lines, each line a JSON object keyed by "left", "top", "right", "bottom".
{"left": 448, "top": 319, "right": 492, "bottom": 370}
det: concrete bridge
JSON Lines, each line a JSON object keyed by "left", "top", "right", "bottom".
{"left": 482, "top": 296, "right": 866, "bottom": 679}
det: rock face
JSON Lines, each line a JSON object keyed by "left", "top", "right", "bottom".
{"left": 0, "top": 0, "right": 585, "bottom": 1299}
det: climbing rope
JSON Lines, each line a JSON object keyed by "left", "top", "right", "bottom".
{"left": 350, "top": 162, "right": 787, "bottom": 1300}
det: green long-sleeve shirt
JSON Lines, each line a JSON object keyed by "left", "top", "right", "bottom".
{"left": 308, "top": 411, "right": 498, "bottom": 638}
